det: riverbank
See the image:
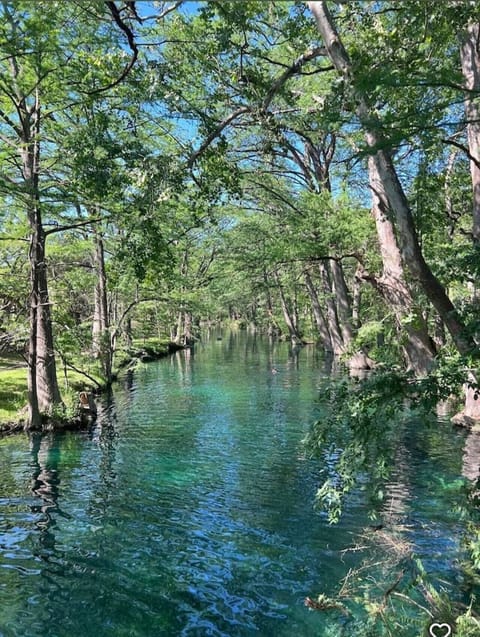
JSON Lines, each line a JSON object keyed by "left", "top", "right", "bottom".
{"left": 0, "top": 338, "right": 185, "bottom": 435}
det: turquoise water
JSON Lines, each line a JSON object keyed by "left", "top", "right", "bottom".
{"left": 0, "top": 331, "right": 478, "bottom": 636}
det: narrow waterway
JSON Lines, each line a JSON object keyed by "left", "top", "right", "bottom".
{"left": 0, "top": 331, "right": 478, "bottom": 636}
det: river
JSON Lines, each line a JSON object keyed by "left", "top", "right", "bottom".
{"left": 0, "top": 331, "right": 478, "bottom": 636}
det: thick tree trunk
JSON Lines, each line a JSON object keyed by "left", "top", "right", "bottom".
{"left": 36, "top": 237, "right": 62, "bottom": 411}
{"left": 21, "top": 93, "right": 61, "bottom": 424}
{"left": 368, "top": 148, "right": 472, "bottom": 354}
{"left": 457, "top": 21, "right": 480, "bottom": 422}
{"left": 173, "top": 311, "right": 193, "bottom": 346}
{"left": 303, "top": 269, "right": 332, "bottom": 350}
{"left": 370, "top": 179, "right": 436, "bottom": 375}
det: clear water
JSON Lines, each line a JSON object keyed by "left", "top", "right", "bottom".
{"left": 0, "top": 331, "right": 478, "bottom": 636}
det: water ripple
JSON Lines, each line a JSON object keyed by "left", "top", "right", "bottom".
{"left": 0, "top": 335, "right": 476, "bottom": 636}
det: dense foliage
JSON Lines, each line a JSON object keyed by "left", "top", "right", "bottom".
{"left": 1, "top": 1, "right": 479, "bottom": 633}
{"left": 0, "top": 1, "right": 478, "bottom": 386}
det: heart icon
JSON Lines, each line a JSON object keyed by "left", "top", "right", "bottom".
{"left": 428, "top": 622, "right": 452, "bottom": 637}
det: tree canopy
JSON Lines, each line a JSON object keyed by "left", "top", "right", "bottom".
{"left": 0, "top": 0, "right": 479, "bottom": 431}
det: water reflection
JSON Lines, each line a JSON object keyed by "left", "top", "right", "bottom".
{"left": 123, "top": 369, "right": 134, "bottom": 393}
{"left": 29, "top": 433, "right": 63, "bottom": 543}
{"left": 381, "top": 445, "right": 413, "bottom": 521}
{"left": 462, "top": 429, "right": 480, "bottom": 482}
{"left": 2, "top": 332, "right": 480, "bottom": 637}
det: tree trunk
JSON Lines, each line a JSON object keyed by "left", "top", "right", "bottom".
{"left": 264, "top": 270, "right": 280, "bottom": 336}
{"left": 27, "top": 231, "right": 41, "bottom": 429}
{"left": 368, "top": 148, "right": 472, "bottom": 354}
{"left": 184, "top": 311, "right": 193, "bottom": 346}
{"left": 457, "top": 21, "right": 480, "bottom": 422}
{"left": 329, "top": 259, "right": 354, "bottom": 346}
{"left": 21, "top": 91, "right": 61, "bottom": 424}
{"left": 36, "top": 241, "right": 62, "bottom": 411}
{"left": 303, "top": 268, "right": 332, "bottom": 350}
{"left": 92, "top": 229, "right": 109, "bottom": 351}
{"left": 307, "top": 0, "right": 474, "bottom": 357}
{"left": 274, "top": 271, "right": 303, "bottom": 344}
{"left": 370, "top": 178, "right": 436, "bottom": 375}
{"left": 175, "top": 311, "right": 184, "bottom": 345}
{"left": 460, "top": 21, "right": 480, "bottom": 244}
{"left": 124, "top": 317, "right": 133, "bottom": 348}
{"left": 319, "top": 260, "right": 344, "bottom": 356}
{"left": 91, "top": 227, "right": 112, "bottom": 382}
{"left": 352, "top": 264, "right": 362, "bottom": 330}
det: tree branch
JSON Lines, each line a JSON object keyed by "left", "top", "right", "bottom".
{"left": 131, "top": 0, "right": 184, "bottom": 22}
{"left": 155, "top": 0, "right": 184, "bottom": 21}
{"left": 249, "top": 179, "right": 304, "bottom": 215}
{"left": 442, "top": 137, "right": 480, "bottom": 171}
{"left": 110, "top": 296, "right": 167, "bottom": 345}
{"left": 44, "top": 217, "right": 103, "bottom": 236}
{"left": 262, "top": 46, "right": 327, "bottom": 112}
{"left": 186, "top": 106, "right": 251, "bottom": 168}
{"left": 0, "top": 106, "right": 22, "bottom": 137}
{"left": 85, "top": 1, "right": 139, "bottom": 95}
{"left": 186, "top": 46, "right": 327, "bottom": 168}
{"left": 60, "top": 357, "right": 103, "bottom": 389}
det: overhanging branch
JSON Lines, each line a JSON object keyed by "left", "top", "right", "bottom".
{"left": 187, "top": 46, "right": 328, "bottom": 168}
{"left": 262, "top": 46, "right": 328, "bottom": 111}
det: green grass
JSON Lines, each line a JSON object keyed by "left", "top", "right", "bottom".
{"left": 0, "top": 366, "right": 28, "bottom": 422}
{"left": 131, "top": 337, "right": 171, "bottom": 354}
{"left": 0, "top": 338, "right": 173, "bottom": 424}
{"left": 0, "top": 355, "right": 103, "bottom": 424}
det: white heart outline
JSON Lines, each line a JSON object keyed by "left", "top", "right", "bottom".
{"left": 428, "top": 622, "right": 452, "bottom": 637}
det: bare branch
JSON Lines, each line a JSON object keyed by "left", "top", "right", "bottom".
{"left": 44, "top": 217, "right": 103, "bottom": 236}
{"left": 186, "top": 106, "right": 251, "bottom": 168}
{"left": 60, "top": 357, "right": 103, "bottom": 389}
{"left": 131, "top": 0, "right": 184, "bottom": 22}
{"left": 262, "top": 46, "right": 327, "bottom": 111}
{"left": 85, "top": 1, "right": 139, "bottom": 95}
{"left": 442, "top": 137, "right": 480, "bottom": 171}
{"left": 155, "top": 0, "right": 184, "bottom": 21}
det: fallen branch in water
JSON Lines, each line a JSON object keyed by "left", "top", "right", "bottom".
{"left": 304, "top": 594, "right": 349, "bottom": 615}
